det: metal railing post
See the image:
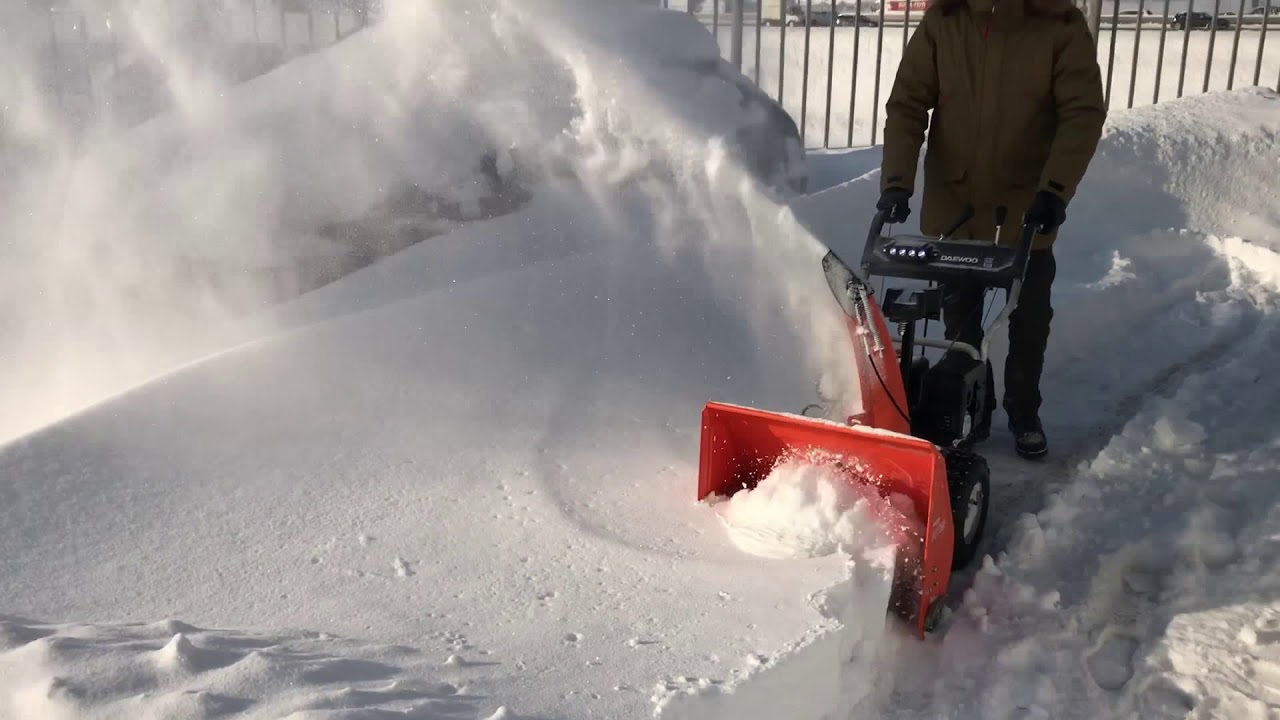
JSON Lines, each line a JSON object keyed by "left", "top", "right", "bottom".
{"left": 1153, "top": 0, "right": 1171, "bottom": 103}
{"left": 754, "top": 0, "right": 763, "bottom": 84}
{"left": 1088, "top": 0, "right": 1104, "bottom": 39}
{"left": 1104, "top": 0, "right": 1119, "bottom": 107}
{"left": 732, "top": 0, "right": 745, "bottom": 69}
{"left": 800, "top": 0, "right": 814, "bottom": 144}
{"left": 1127, "top": 0, "right": 1145, "bottom": 108}
{"left": 823, "top": 4, "right": 836, "bottom": 147}
{"left": 871, "top": 0, "right": 886, "bottom": 146}
{"left": 1227, "top": 0, "right": 1245, "bottom": 89}
{"left": 1255, "top": 0, "right": 1272, "bottom": 86}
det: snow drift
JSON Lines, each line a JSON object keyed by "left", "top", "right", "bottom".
{"left": 0, "top": 0, "right": 822, "bottom": 446}
{"left": 1, "top": 1, "right": 885, "bottom": 718}
{"left": 5, "top": 0, "right": 1280, "bottom": 716}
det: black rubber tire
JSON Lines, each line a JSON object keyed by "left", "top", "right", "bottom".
{"left": 945, "top": 450, "right": 990, "bottom": 570}
{"left": 906, "top": 355, "right": 930, "bottom": 411}
{"left": 923, "top": 599, "right": 946, "bottom": 633}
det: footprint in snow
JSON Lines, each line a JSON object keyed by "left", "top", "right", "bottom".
{"left": 1085, "top": 628, "right": 1140, "bottom": 691}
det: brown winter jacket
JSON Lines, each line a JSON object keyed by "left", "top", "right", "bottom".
{"left": 881, "top": 0, "right": 1107, "bottom": 249}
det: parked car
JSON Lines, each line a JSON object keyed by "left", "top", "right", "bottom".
{"left": 787, "top": 9, "right": 878, "bottom": 26}
{"left": 836, "top": 11, "right": 879, "bottom": 25}
{"left": 1170, "top": 11, "right": 1231, "bottom": 29}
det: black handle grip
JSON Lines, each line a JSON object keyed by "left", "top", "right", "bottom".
{"left": 863, "top": 208, "right": 890, "bottom": 271}
{"left": 995, "top": 206, "right": 1008, "bottom": 227}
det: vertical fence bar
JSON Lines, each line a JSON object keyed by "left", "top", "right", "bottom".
{"left": 1203, "top": 0, "right": 1221, "bottom": 92}
{"left": 800, "top": 0, "right": 813, "bottom": 144}
{"left": 334, "top": 0, "right": 342, "bottom": 40}
{"left": 778, "top": 5, "right": 787, "bottom": 102}
{"left": 871, "top": 0, "right": 887, "bottom": 146}
{"left": 1127, "top": 0, "right": 1145, "bottom": 108}
{"left": 308, "top": 7, "right": 316, "bottom": 48}
{"left": 732, "top": 0, "right": 745, "bottom": 68}
{"left": 1153, "top": 0, "right": 1171, "bottom": 102}
{"left": 714, "top": 0, "right": 720, "bottom": 46}
{"left": 1088, "top": 0, "right": 1104, "bottom": 38}
{"left": 1104, "top": 0, "right": 1119, "bottom": 107}
{"left": 904, "top": 0, "right": 912, "bottom": 53}
{"left": 1256, "top": 0, "right": 1272, "bottom": 86}
{"left": 1227, "top": 0, "right": 1245, "bottom": 88}
{"left": 754, "top": 0, "right": 763, "bottom": 85}
{"left": 823, "top": 6, "right": 836, "bottom": 147}
{"left": 252, "top": 0, "right": 261, "bottom": 44}
{"left": 847, "top": 8, "right": 864, "bottom": 146}
{"left": 1177, "top": 0, "right": 1193, "bottom": 96}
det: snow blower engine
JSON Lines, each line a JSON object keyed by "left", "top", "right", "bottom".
{"left": 697, "top": 205, "right": 1037, "bottom": 636}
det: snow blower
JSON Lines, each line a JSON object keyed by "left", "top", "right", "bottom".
{"left": 698, "top": 205, "right": 1038, "bottom": 636}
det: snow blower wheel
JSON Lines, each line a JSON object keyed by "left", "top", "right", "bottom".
{"left": 943, "top": 449, "right": 990, "bottom": 569}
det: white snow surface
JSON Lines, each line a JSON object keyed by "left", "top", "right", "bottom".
{"left": 5, "top": 1, "right": 1280, "bottom": 719}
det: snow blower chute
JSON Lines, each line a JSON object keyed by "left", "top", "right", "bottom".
{"left": 698, "top": 206, "right": 1038, "bottom": 636}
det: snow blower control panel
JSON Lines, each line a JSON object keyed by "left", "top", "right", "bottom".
{"left": 857, "top": 208, "right": 1037, "bottom": 291}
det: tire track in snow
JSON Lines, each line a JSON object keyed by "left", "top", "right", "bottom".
{"left": 945, "top": 234, "right": 1266, "bottom": 609}
{"left": 878, "top": 243, "right": 1280, "bottom": 720}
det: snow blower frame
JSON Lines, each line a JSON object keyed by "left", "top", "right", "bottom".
{"left": 698, "top": 205, "right": 1038, "bottom": 637}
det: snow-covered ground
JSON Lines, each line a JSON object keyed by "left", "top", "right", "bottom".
{"left": 5, "top": 0, "right": 1280, "bottom": 718}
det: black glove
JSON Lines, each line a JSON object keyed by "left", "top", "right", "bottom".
{"left": 877, "top": 187, "right": 912, "bottom": 224}
{"left": 1025, "top": 190, "right": 1066, "bottom": 235}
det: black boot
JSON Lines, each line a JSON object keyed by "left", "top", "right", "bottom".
{"left": 1008, "top": 413, "right": 1048, "bottom": 460}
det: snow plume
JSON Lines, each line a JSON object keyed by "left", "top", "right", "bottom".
{"left": 401, "top": 0, "right": 860, "bottom": 415}
{"left": 0, "top": 0, "right": 857, "bottom": 446}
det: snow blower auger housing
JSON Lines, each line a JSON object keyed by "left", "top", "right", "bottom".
{"left": 698, "top": 205, "right": 1038, "bottom": 637}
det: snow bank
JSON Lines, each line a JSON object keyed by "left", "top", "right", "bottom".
{"left": 0, "top": 1, "right": 894, "bottom": 718}
{"left": 0, "top": 0, "right": 833, "bottom": 447}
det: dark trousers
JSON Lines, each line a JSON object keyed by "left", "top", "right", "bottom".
{"left": 940, "top": 248, "right": 1056, "bottom": 421}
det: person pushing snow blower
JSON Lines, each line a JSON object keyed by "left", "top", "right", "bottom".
{"left": 876, "top": 0, "right": 1106, "bottom": 459}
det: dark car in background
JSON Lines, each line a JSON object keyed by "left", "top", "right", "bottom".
{"left": 1170, "top": 11, "right": 1231, "bottom": 29}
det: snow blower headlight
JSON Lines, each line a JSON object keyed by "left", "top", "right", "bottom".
{"left": 886, "top": 243, "right": 935, "bottom": 262}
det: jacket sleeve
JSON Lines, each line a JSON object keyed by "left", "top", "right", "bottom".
{"left": 880, "top": 11, "right": 938, "bottom": 194}
{"left": 1038, "top": 9, "right": 1107, "bottom": 203}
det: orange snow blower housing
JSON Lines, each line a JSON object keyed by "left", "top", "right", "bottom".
{"left": 698, "top": 206, "right": 1039, "bottom": 636}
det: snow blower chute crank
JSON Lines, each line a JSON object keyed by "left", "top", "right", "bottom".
{"left": 697, "top": 205, "right": 1038, "bottom": 636}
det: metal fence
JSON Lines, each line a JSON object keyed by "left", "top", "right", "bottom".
{"left": 32, "top": 0, "right": 1280, "bottom": 148}
{"left": 678, "top": 0, "right": 1280, "bottom": 148}
{"left": 35, "top": 0, "right": 375, "bottom": 133}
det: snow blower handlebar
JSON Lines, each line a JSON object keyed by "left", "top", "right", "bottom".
{"left": 850, "top": 206, "right": 1039, "bottom": 364}
{"left": 858, "top": 206, "right": 1038, "bottom": 291}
